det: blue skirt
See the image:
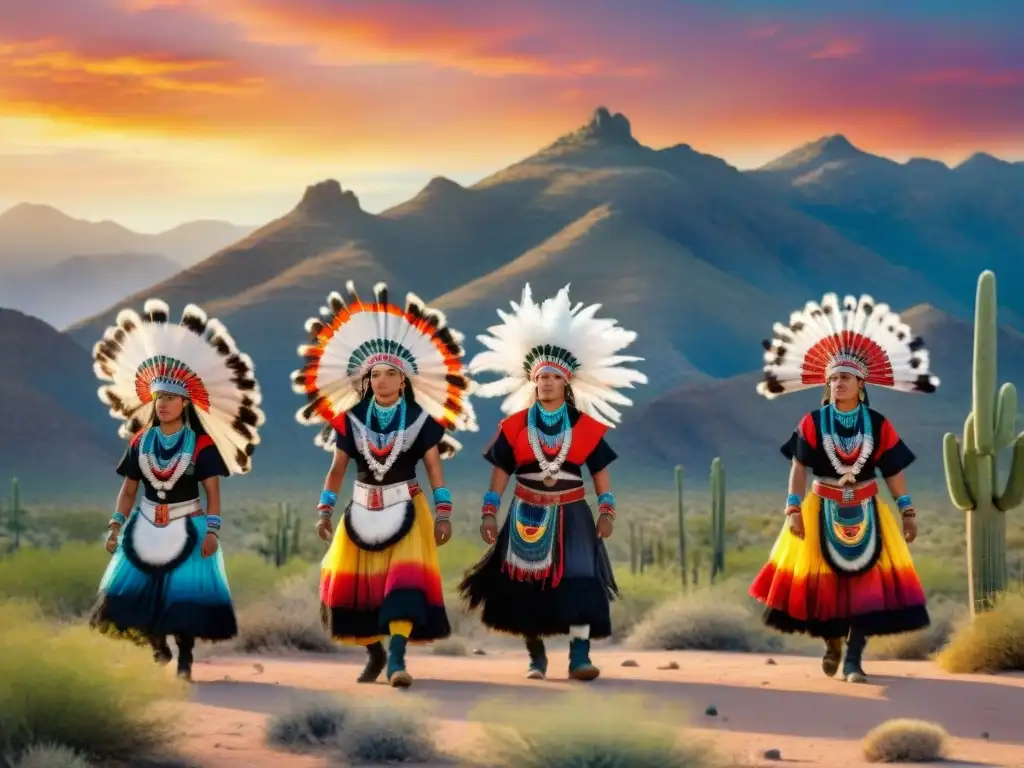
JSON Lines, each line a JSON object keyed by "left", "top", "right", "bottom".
{"left": 91, "top": 508, "right": 237, "bottom": 640}
{"left": 458, "top": 498, "right": 618, "bottom": 638}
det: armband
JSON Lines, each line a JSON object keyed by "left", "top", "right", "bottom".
{"left": 433, "top": 486, "right": 453, "bottom": 519}
{"left": 482, "top": 490, "right": 501, "bottom": 517}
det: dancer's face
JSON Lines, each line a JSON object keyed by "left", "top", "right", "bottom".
{"left": 829, "top": 372, "right": 862, "bottom": 405}
{"left": 370, "top": 365, "right": 404, "bottom": 403}
{"left": 535, "top": 371, "right": 567, "bottom": 404}
{"left": 155, "top": 393, "right": 186, "bottom": 423}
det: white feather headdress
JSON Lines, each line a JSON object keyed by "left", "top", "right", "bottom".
{"left": 757, "top": 293, "right": 940, "bottom": 399}
{"left": 469, "top": 284, "right": 647, "bottom": 426}
{"left": 292, "top": 281, "right": 477, "bottom": 457}
{"left": 92, "top": 299, "right": 265, "bottom": 474}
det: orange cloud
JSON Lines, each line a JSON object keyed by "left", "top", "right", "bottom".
{"left": 0, "top": 39, "right": 264, "bottom": 95}
{"left": 117, "top": 0, "right": 650, "bottom": 78}
{"left": 808, "top": 37, "right": 863, "bottom": 60}
{"left": 911, "top": 68, "right": 1024, "bottom": 87}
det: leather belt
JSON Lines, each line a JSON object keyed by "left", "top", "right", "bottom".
{"left": 139, "top": 498, "right": 203, "bottom": 526}
{"left": 514, "top": 484, "right": 586, "bottom": 507}
{"left": 352, "top": 481, "right": 421, "bottom": 511}
{"left": 812, "top": 479, "right": 878, "bottom": 505}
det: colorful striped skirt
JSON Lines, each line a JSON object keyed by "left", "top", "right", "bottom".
{"left": 320, "top": 484, "right": 450, "bottom": 644}
{"left": 91, "top": 498, "right": 236, "bottom": 641}
{"left": 749, "top": 482, "right": 929, "bottom": 638}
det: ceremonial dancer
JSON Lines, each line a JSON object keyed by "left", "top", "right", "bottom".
{"left": 749, "top": 293, "right": 938, "bottom": 683}
{"left": 293, "top": 282, "right": 476, "bottom": 688}
{"left": 91, "top": 299, "right": 264, "bottom": 680}
{"left": 458, "top": 284, "right": 646, "bottom": 681}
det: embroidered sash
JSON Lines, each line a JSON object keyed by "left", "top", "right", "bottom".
{"left": 819, "top": 496, "right": 882, "bottom": 576}
{"left": 501, "top": 497, "right": 564, "bottom": 586}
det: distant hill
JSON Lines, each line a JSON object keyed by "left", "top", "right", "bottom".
{"left": 751, "top": 137, "right": 1024, "bottom": 326}
{"left": 615, "top": 305, "right": 1024, "bottom": 488}
{"left": 18, "top": 106, "right": 1021, "bottom": 499}
{"left": 0, "top": 309, "right": 119, "bottom": 499}
{"left": 0, "top": 252, "right": 181, "bottom": 329}
{"left": 0, "top": 203, "right": 254, "bottom": 274}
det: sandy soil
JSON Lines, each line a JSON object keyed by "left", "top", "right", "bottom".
{"left": 176, "top": 648, "right": 1024, "bottom": 767}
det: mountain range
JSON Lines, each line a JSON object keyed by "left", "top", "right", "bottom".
{"left": 3, "top": 107, "right": 1023, "bottom": 502}
{"left": 0, "top": 204, "right": 255, "bottom": 328}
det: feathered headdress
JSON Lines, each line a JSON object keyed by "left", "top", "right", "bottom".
{"left": 470, "top": 283, "right": 647, "bottom": 426}
{"left": 92, "top": 299, "right": 265, "bottom": 474}
{"left": 292, "top": 281, "right": 477, "bottom": 456}
{"left": 757, "top": 293, "right": 940, "bottom": 399}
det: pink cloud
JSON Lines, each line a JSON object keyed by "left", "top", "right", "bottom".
{"left": 912, "top": 67, "right": 1024, "bottom": 87}
{"left": 808, "top": 37, "right": 864, "bottom": 60}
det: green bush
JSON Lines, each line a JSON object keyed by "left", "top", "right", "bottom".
{"left": 0, "top": 602, "right": 185, "bottom": 761}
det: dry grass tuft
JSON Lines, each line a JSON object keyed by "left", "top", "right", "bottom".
{"left": 937, "top": 590, "right": 1024, "bottom": 673}
{"left": 6, "top": 743, "right": 92, "bottom": 768}
{"left": 431, "top": 636, "right": 469, "bottom": 656}
{"left": 0, "top": 601, "right": 186, "bottom": 763}
{"left": 626, "top": 582, "right": 785, "bottom": 653}
{"left": 232, "top": 568, "right": 342, "bottom": 654}
{"left": 470, "top": 691, "right": 718, "bottom": 767}
{"left": 266, "top": 694, "right": 350, "bottom": 752}
{"left": 862, "top": 719, "right": 949, "bottom": 763}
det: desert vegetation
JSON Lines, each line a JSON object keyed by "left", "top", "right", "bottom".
{"left": 862, "top": 719, "right": 950, "bottom": 763}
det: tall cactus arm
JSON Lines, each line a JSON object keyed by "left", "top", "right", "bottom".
{"left": 973, "top": 271, "right": 998, "bottom": 454}
{"left": 944, "top": 433, "right": 974, "bottom": 511}
{"left": 994, "top": 383, "right": 1019, "bottom": 450}
{"left": 964, "top": 412, "right": 977, "bottom": 453}
{"left": 995, "top": 431, "right": 1024, "bottom": 511}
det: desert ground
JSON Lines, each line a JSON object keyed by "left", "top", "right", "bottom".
{"left": 179, "top": 648, "right": 1024, "bottom": 768}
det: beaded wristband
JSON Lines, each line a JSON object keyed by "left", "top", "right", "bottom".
{"left": 896, "top": 494, "right": 912, "bottom": 511}
{"left": 786, "top": 493, "right": 801, "bottom": 508}
{"left": 598, "top": 503, "right": 616, "bottom": 520}
{"left": 318, "top": 505, "right": 334, "bottom": 520}
{"left": 482, "top": 490, "right": 501, "bottom": 517}
{"left": 319, "top": 490, "right": 338, "bottom": 508}
{"left": 901, "top": 507, "right": 916, "bottom": 519}
{"left": 109, "top": 511, "right": 126, "bottom": 529}
{"left": 206, "top": 514, "right": 222, "bottom": 530}
{"left": 785, "top": 505, "right": 801, "bottom": 516}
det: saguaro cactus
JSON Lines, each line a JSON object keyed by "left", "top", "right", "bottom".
{"left": 710, "top": 458, "right": 726, "bottom": 582}
{"left": 675, "top": 464, "right": 687, "bottom": 590}
{"left": 262, "top": 501, "right": 300, "bottom": 567}
{"left": 9, "top": 478, "right": 22, "bottom": 552}
{"left": 942, "top": 270, "right": 1024, "bottom": 615}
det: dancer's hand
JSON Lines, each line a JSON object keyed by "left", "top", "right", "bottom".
{"left": 434, "top": 519, "right": 452, "bottom": 546}
{"left": 105, "top": 526, "right": 120, "bottom": 554}
{"left": 788, "top": 511, "right": 805, "bottom": 539}
{"left": 480, "top": 516, "right": 497, "bottom": 545}
{"left": 317, "top": 517, "right": 333, "bottom": 543}
{"left": 596, "top": 514, "right": 614, "bottom": 539}
{"left": 201, "top": 532, "right": 219, "bottom": 558}
{"left": 903, "top": 515, "right": 917, "bottom": 544}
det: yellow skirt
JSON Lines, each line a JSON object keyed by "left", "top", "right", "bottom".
{"left": 320, "top": 491, "right": 450, "bottom": 644}
{"left": 749, "top": 493, "right": 929, "bottom": 638}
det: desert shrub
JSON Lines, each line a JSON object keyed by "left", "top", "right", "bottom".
{"left": 266, "top": 695, "right": 439, "bottom": 764}
{"left": 626, "top": 583, "right": 785, "bottom": 653}
{"left": 473, "top": 692, "right": 717, "bottom": 768}
{"left": 0, "top": 602, "right": 185, "bottom": 761}
{"left": 937, "top": 589, "right": 1024, "bottom": 673}
{"left": 6, "top": 743, "right": 92, "bottom": 768}
{"left": 431, "top": 636, "right": 469, "bottom": 656}
{"left": 338, "top": 699, "right": 438, "bottom": 764}
{"left": 868, "top": 597, "right": 965, "bottom": 661}
{"left": 232, "top": 568, "right": 340, "bottom": 654}
{"left": 862, "top": 719, "right": 949, "bottom": 763}
{"left": 266, "top": 694, "right": 350, "bottom": 752}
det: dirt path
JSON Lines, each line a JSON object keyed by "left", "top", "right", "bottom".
{"left": 177, "top": 649, "right": 1024, "bottom": 767}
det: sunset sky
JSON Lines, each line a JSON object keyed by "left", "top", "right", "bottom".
{"left": 1, "top": 0, "right": 1021, "bottom": 231}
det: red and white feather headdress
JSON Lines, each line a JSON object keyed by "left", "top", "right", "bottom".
{"left": 291, "top": 281, "right": 477, "bottom": 456}
{"left": 757, "top": 293, "right": 940, "bottom": 399}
